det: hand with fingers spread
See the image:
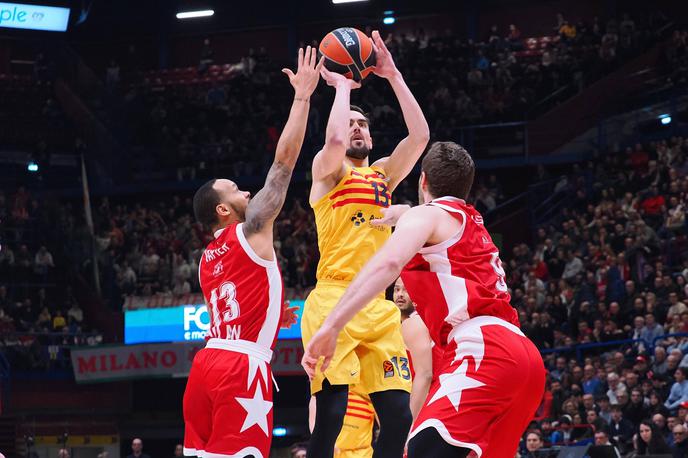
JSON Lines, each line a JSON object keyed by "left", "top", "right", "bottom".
{"left": 282, "top": 46, "right": 325, "bottom": 99}
{"left": 370, "top": 30, "right": 400, "bottom": 79}
{"left": 370, "top": 204, "right": 411, "bottom": 227}
{"left": 320, "top": 67, "right": 361, "bottom": 90}
{"left": 301, "top": 323, "right": 339, "bottom": 380}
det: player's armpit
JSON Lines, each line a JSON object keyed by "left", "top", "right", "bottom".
{"left": 243, "top": 161, "right": 293, "bottom": 256}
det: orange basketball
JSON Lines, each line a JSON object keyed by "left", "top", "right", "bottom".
{"left": 319, "top": 27, "right": 376, "bottom": 82}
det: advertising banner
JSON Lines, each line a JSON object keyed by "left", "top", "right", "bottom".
{"left": 0, "top": 2, "right": 70, "bottom": 31}
{"left": 124, "top": 300, "right": 305, "bottom": 344}
{"left": 71, "top": 340, "right": 305, "bottom": 383}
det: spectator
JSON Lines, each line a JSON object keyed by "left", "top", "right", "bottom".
{"left": 126, "top": 438, "right": 151, "bottom": 458}
{"left": 58, "top": 450, "right": 69, "bottom": 458}
{"left": 609, "top": 405, "right": 634, "bottom": 453}
{"left": 665, "top": 370, "right": 688, "bottom": 411}
{"left": 34, "top": 246, "right": 55, "bottom": 276}
{"left": 289, "top": 443, "right": 307, "bottom": 458}
{"left": 173, "top": 444, "right": 183, "bottom": 458}
{"left": 635, "top": 419, "right": 671, "bottom": 455}
{"left": 551, "top": 415, "right": 573, "bottom": 445}
{"left": 655, "top": 347, "right": 670, "bottom": 375}
{"left": 562, "top": 250, "right": 584, "bottom": 281}
{"left": 608, "top": 372, "right": 627, "bottom": 404}
{"left": 524, "top": 431, "right": 544, "bottom": 457}
{"left": 673, "top": 424, "right": 688, "bottom": 458}
{"left": 52, "top": 310, "right": 66, "bottom": 331}
{"left": 583, "top": 364, "right": 603, "bottom": 395}
{"left": 626, "top": 388, "right": 650, "bottom": 427}
{"left": 67, "top": 303, "right": 84, "bottom": 325}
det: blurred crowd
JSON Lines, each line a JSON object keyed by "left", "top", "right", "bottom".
{"left": 109, "top": 11, "right": 670, "bottom": 183}
{"left": 0, "top": 187, "right": 100, "bottom": 371}
{"left": 511, "top": 136, "right": 688, "bottom": 456}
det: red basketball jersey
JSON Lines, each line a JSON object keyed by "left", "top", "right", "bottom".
{"left": 198, "top": 223, "right": 283, "bottom": 349}
{"left": 401, "top": 197, "right": 518, "bottom": 348}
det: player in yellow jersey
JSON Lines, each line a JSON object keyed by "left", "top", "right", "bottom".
{"left": 302, "top": 30, "right": 429, "bottom": 458}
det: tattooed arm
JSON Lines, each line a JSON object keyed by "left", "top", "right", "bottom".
{"left": 242, "top": 47, "right": 323, "bottom": 260}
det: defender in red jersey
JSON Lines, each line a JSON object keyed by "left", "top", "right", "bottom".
{"left": 304, "top": 142, "right": 545, "bottom": 458}
{"left": 183, "top": 47, "right": 323, "bottom": 458}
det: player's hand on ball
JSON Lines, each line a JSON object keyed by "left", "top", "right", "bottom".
{"left": 371, "top": 204, "right": 411, "bottom": 227}
{"left": 301, "top": 325, "right": 338, "bottom": 380}
{"left": 279, "top": 300, "right": 299, "bottom": 329}
{"left": 282, "top": 46, "right": 325, "bottom": 98}
{"left": 370, "top": 30, "right": 399, "bottom": 79}
{"left": 320, "top": 67, "right": 361, "bottom": 90}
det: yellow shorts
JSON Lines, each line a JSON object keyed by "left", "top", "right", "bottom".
{"left": 335, "top": 448, "right": 373, "bottom": 458}
{"left": 335, "top": 389, "right": 374, "bottom": 456}
{"left": 302, "top": 281, "right": 412, "bottom": 395}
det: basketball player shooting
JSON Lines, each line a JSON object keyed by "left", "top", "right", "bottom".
{"left": 301, "top": 30, "right": 430, "bottom": 458}
{"left": 182, "top": 47, "right": 323, "bottom": 458}
{"left": 304, "top": 142, "right": 546, "bottom": 458}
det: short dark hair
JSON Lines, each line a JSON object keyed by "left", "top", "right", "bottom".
{"left": 421, "top": 141, "right": 475, "bottom": 200}
{"left": 350, "top": 104, "right": 371, "bottom": 126}
{"left": 193, "top": 179, "right": 221, "bottom": 228}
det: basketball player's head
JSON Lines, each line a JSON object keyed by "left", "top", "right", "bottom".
{"left": 419, "top": 141, "right": 475, "bottom": 204}
{"left": 193, "top": 179, "right": 251, "bottom": 230}
{"left": 393, "top": 277, "right": 415, "bottom": 318}
{"left": 347, "top": 105, "right": 372, "bottom": 161}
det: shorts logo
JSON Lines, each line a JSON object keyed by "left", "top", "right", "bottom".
{"left": 350, "top": 211, "right": 366, "bottom": 226}
{"left": 383, "top": 360, "right": 394, "bottom": 378}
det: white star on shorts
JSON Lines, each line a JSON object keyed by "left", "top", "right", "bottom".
{"left": 427, "top": 359, "right": 484, "bottom": 411}
{"left": 236, "top": 384, "right": 273, "bottom": 436}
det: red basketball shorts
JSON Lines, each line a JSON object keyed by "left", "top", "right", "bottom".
{"left": 408, "top": 316, "right": 545, "bottom": 458}
{"left": 183, "top": 339, "right": 274, "bottom": 458}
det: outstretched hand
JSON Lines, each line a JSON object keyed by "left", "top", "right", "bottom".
{"left": 282, "top": 46, "right": 325, "bottom": 98}
{"left": 370, "top": 204, "right": 411, "bottom": 227}
{"left": 370, "top": 30, "right": 399, "bottom": 79}
{"left": 320, "top": 67, "right": 361, "bottom": 90}
{"left": 280, "top": 300, "right": 299, "bottom": 329}
{"left": 301, "top": 324, "right": 339, "bottom": 380}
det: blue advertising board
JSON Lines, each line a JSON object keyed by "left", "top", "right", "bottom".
{"left": 0, "top": 3, "right": 70, "bottom": 32}
{"left": 125, "top": 300, "right": 305, "bottom": 344}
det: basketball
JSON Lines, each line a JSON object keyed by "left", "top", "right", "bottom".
{"left": 319, "top": 27, "right": 376, "bottom": 81}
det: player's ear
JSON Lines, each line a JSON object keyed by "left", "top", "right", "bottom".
{"left": 420, "top": 171, "right": 428, "bottom": 191}
{"left": 216, "top": 203, "right": 231, "bottom": 217}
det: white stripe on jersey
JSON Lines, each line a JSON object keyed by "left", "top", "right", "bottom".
{"left": 235, "top": 223, "right": 282, "bottom": 348}
{"left": 257, "top": 265, "right": 282, "bottom": 348}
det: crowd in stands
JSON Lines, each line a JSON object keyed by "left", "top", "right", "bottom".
{"left": 510, "top": 135, "right": 688, "bottom": 456}
{"left": 110, "top": 11, "right": 670, "bottom": 183}
{"left": 0, "top": 186, "right": 99, "bottom": 370}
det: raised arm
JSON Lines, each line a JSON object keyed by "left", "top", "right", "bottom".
{"left": 370, "top": 30, "right": 430, "bottom": 191}
{"left": 310, "top": 69, "right": 361, "bottom": 183}
{"left": 243, "top": 47, "right": 323, "bottom": 258}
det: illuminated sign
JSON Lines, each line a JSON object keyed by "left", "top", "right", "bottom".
{"left": 124, "top": 300, "right": 305, "bottom": 344}
{"left": 0, "top": 2, "right": 69, "bottom": 32}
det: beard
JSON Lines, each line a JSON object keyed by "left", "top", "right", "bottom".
{"left": 230, "top": 201, "right": 247, "bottom": 222}
{"left": 346, "top": 145, "right": 370, "bottom": 160}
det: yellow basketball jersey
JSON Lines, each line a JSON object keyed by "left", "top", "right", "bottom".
{"left": 312, "top": 165, "right": 392, "bottom": 283}
{"left": 335, "top": 390, "right": 375, "bottom": 456}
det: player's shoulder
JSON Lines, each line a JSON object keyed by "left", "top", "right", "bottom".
{"left": 371, "top": 157, "right": 389, "bottom": 173}
{"left": 401, "top": 203, "right": 446, "bottom": 221}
